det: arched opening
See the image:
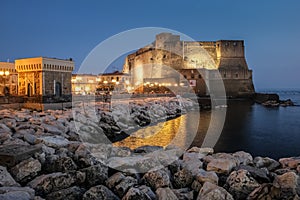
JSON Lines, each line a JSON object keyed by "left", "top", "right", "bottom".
{"left": 55, "top": 82, "right": 62, "bottom": 97}
{"left": 4, "top": 86, "right": 9, "bottom": 96}
{"left": 27, "top": 83, "right": 32, "bottom": 97}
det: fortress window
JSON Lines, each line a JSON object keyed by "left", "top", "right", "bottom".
{"left": 235, "top": 73, "right": 239, "bottom": 78}
{"left": 191, "top": 74, "right": 195, "bottom": 79}
{"left": 184, "top": 75, "right": 187, "bottom": 79}
{"left": 233, "top": 42, "right": 237, "bottom": 46}
{"left": 163, "top": 55, "right": 166, "bottom": 58}
{"left": 224, "top": 74, "right": 226, "bottom": 78}
{"left": 198, "top": 74, "right": 202, "bottom": 79}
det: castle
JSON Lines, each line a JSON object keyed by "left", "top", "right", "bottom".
{"left": 123, "top": 33, "right": 255, "bottom": 97}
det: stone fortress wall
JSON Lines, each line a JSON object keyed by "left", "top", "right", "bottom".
{"left": 123, "top": 33, "right": 255, "bottom": 97}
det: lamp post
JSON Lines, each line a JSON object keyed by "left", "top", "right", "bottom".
{"left": 0, "top": 71, "right": 10, "bottom": 96}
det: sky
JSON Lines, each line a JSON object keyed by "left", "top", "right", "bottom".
{"left": 1, "top": 0, "right": 300, "bottom": 90}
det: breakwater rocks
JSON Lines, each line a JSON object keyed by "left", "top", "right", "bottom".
{"left": 254, "top": 93, "right": 294, "bottom": 107}
{"left": 1, "top": 140, "right": 300, "bottom": 200}
{"left": 74, "top": 97, "right": 196, "bottom": 142}
{"left": 0, "top": 104, "right": 299, "bottom": 199}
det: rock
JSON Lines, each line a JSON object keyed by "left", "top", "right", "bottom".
{"left": 236, "top": 165, "right": 270, "bottom": 183}
{"left": 207, "top": 158, "right": 237, "bottom": 174}
{"left": 40, "top": 123, "right": 64, "bottom": 135}
{"left": 41, "top": 144, "right": 55, "bottom": 155}
{"left": 197, "top": 182, "right": 233, "bottom": 200}
{"left": 10, "top": 158, "right": 41, "bottom": 183}
{"left": 45, "top": 186, "right": 85, "bottom": 200}
{"left": 248, "top": 183, "right": 280, "bottom": 200}
{"left": 114, "top": 176, "right": 137, "bottom": 197}
{"left": 0, "top": 187, "right": 35, "bottom": 199}
{"left": 138, "top": 185, "right": 156, "bottom": 200}
{"left": 274, "top": 168, "right": 296, "bottom": 175}
{"left": 142, "top": 169, "right": 170, "bottom": 190}
{"left": 172, "top": 188, "right": 194, "bottom": 200}
{"left": 0, "top": 144, "right": 41, "bottom": 167}
{"left": 191, "top": 180, "right": 202, "bottom": 192}
{"left": 181, "top": 152, "right": 203, "bottom": 176}
{"left": 122, "top": 187, "right": 151, "bottom": 200}
{"left": 23, "top": 133, "right": 38, "bottom": 145}
{"left": 41, "top": 154, "right": 76, "bottom": 173}
{"left": 27, "top": 172, "right": 77, "bottom": 196}
{"left": 110, "top": 146, "right": 131, "bottom": 157}
{"left": 254, "top": 156, "right": 280, "bottom": 171}
{"left": 186, "top": 147, "right": 214, "bottom": 155}
{"left": 87, "top": 143, "right": 112, "bottom": 162}
{"left": 133, "top": 145, "right": 163, "bottom": 154}
{"left": 0, "top": 166, "right": 20, "bottom": 187}
{"left": 82, "top": 185, "right": 119, "bottom": 200}
{"left": 195, "top": 169, "right": 218, "bottom": 185}
{"left": 156, "top": 187, "right": 178, "bottom": 200}
{"left": 0, "top": 191, "right": 32, "bottom": 200}
{"left": 273, "top": 171, "right": 300, "bottom": 199}
{"left": 226, "top": 169, "right": 260, "bottom": 199}
{"left": 232, "top": 151, "right": 253, "bottom": 165}
{"left": 80, "top": 163, "right": 108, "bottom": 187}
{"left": 167, "top": 160, "right": 180, "bottom": 176}
{"left": 54, "top": 157, "right": 77, "bottom": 172}
{"left": 0, "top": 131, "right": 11, "bottom": 144}
{"left": 173, "top": 168, "right": 193, "bottom": 188}
{"left": 279, "top": 157, "right": 300, "bottom": 169}
{"left": 39, "top": 136, "right": 70, "bottom": 149}
{"left": 106, "top": 172, "right": 125, "bottom": 190}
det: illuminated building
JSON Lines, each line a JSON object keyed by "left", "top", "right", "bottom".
{"left": 0, "top": 62, "right": 18, "bottom": 96}
{"left": 71, "top": 71, "right": 130, "bottom": 95}
{"left": 96, "top": 71, "right": 130, "bottom": 94}
{"left": 15, "top": 57, "right": 74, "bottom": 102}
{"left": 71, "top": 74, "right": 98, "bottom": 95}
{"left": 123, "top": 33, "right": 255, "bottom": 97}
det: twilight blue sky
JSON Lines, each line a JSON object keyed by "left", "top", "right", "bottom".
{"left": 1, "top": 0, "right": 300, "bottom": 90}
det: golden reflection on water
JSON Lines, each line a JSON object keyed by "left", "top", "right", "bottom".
{"left": 113, "top": 115, "right": 187, "bottom": 149}
{"left": 113, "top": 112, "right": 201, "bottom": 150}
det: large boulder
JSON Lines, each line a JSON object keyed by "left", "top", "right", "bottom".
{"left": 206, "top": 158, "right": 237, "bottom": 174}
{"left": 10, "top": 158, "right": 41, "bottom": 183}
{"left": 279, "top": 157, "right": 300, "bottom": 169}
{"left": 122, "top": 187, "right": 152, "bottom": 200}
{"left": 173, "top": 168, "right": 193, "bottom": 188}
{"left": 172, "top": 188, "right": 194, "bottom": 200}
{"left": 27, "top": 172, "right": 77, "bottom": 196}
{"left": 236, "top": 165, "right": 270, "bottom": 183}
{"left": 0, "top": 187, "right": 35, "bottom": 200}
{"left": 45, "top": 186, "right": 85, "bottom": 200}
{"left": 197, "top": 182, "right": 233, "bottom": 200}
{"left": 80, "top": 163, "right": 108, "bottom": 187}
{"left": 82, "top": 185, "right": 119, "bottom": 200}
{"left": 0, "top": 166, "right": 20, "bottom": 187}
{"left": 273, "top": 171, "right": 300, "bottom": 199}
{"left": 156, "top": 187, "right": 178, "bottom": 200}
{"left": 142, "top": 169, "right": 170, "bottom": 190}
{"left": 226, "top": 169, "right": 260, "bottom": 199}
{"left": 114, "top": 176, "right": 137, "bottom": 197}
{"left": 181, "top": 152, "right": 203, "bottom": 176}
{"left": 253, "top": 156, "right": 280, "bottom": 171}
{"left": 232, "top": 151, "right": 253, "bottom": 165}
{"left": 195, "top": 169, "right": 218, "bottom": 185}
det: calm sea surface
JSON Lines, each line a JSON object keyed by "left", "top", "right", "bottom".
{"left": 114, "top": 90, "right": 300, "bottom": 159}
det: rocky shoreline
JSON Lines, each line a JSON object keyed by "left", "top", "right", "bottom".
{"left": 0, "top": 101, "right": 299, "bottom": 199}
